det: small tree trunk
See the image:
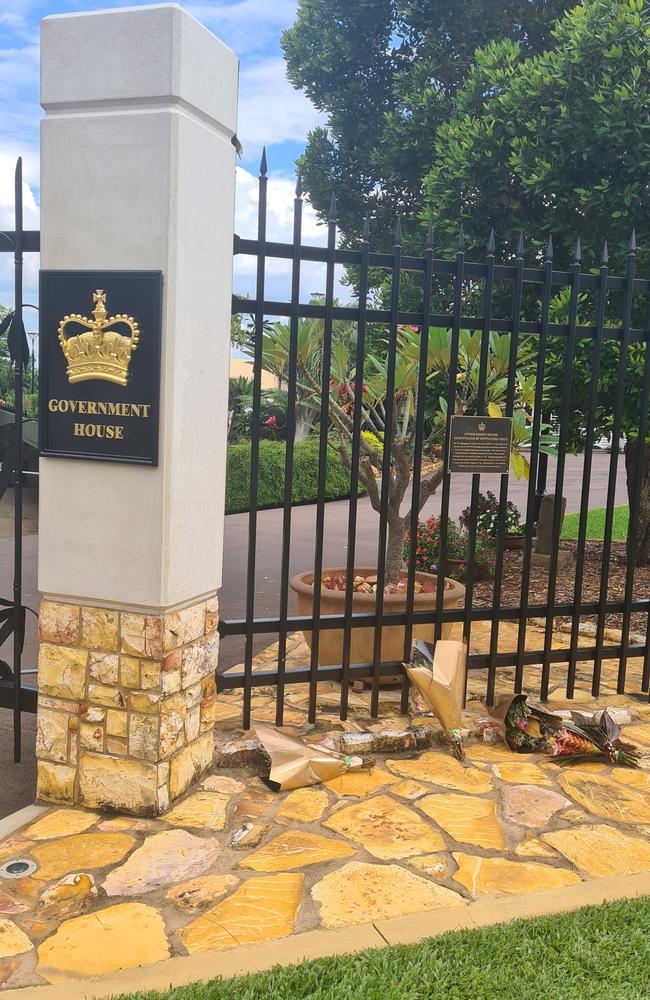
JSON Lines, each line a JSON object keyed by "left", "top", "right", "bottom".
{"left": 624, "top": 437, "right": 650, "bottom": 565}
{"left": 385, "top": 517, "right": 405, "bottom": 586}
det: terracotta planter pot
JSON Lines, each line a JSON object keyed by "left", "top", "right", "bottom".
{"left": 289, "top": 567, "right": 466, "bottom": 670}
{"left": 502, "top": 534, "right": 525, "bottom": 551}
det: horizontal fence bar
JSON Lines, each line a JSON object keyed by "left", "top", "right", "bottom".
{"left": 0, "top": 231, "right": 39, "bottom": 253}
{"left": 231, "top": 296, "right": 646, "bottom": 344}
{"left": 0, "top": 684, "right": 37, "bottom": 713}
{"left": 233, "top": 236, "right": 649, "bottom": 293}
{"left": 217, "top": 642, "right": 647, "bottom": 693}
{"left": 218, "top": 598, "right": 650, "bottom": 636}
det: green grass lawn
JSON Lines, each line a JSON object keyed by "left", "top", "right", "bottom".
{"left": 120, "top": 897, "right": 650, "bottom": 1000}
{"left": 562, "top": 505, "right": 629, "bottom": 541}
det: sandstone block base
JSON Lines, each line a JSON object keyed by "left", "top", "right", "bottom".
{"left": 36, "top": 597, "right": 218, "bottom": 815}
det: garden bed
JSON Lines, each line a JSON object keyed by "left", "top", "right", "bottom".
{"left": 472, "top": 539, "right": 649, "bottom": 636}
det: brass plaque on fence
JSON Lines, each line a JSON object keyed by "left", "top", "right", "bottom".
{"left": 447, "top": 415, "right": 512, "bottom": 474}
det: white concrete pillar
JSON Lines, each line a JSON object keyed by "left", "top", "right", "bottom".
{"left": 36, "top": 4, "right": 238, "bottom": 814}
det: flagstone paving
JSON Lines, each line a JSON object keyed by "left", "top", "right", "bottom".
{"left": 0, "top": 623, "right": 649, "bottom": 989}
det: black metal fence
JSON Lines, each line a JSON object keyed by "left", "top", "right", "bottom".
{"left": 221, "top": 151, "right": 650, "bottom": 727}
{"left": 0, "top": 158, "right": 40, "bottom": 762}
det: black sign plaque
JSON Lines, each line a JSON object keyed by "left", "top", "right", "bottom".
{"left": 447, "top": 415, "right": 513, "bottom": 474}
{"left": 39, "top": 270, "right": 163, "bottom": 466}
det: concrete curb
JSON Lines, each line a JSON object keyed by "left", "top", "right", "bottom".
{"left": 5, "top": 870, "right": 650, "bottom": 1000}
{"left": 0, "top": 805, "right": 46, "bottom": 840}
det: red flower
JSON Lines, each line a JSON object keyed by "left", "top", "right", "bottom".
{"left": 264, "top": 415, "right": 278, "bottom": 427}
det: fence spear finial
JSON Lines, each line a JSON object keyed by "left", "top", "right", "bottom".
{"left": 259, "top": 147, "right": 268, "bottom": 177}
{"left": 394, "top": 216, "right": 402, "bottom": 245}
{"left": 545, "top": 233, "right": 554, "bottom": 262}
{"left": 457, "top": 224, "right": 465, "bottom": 251}
{"left": 426, "top": 222, "right": 434, "bottom": 249}
{"left": 573, "top": 237, "right": 582, "bottom": 264}
{"left": 295, "top": 174, "right": 303, "bottom": 198}
{"left": 601, "top": 240, "right": 609, "bottom": 265}
{"left": 328, "top": 192, "right": 337, "bottom": 222}
{"left": 487, "top": 228, "right": 496, "bottom": 255}
{"left": 629, "top": 228, "right": 637, "bottom": 253}
{"left": 362, "top": 215, "right": 370, "bottom": 242}
{"left": 516, "top": 232, "right": 525, "bottom": 259}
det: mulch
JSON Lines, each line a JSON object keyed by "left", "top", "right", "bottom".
{"left": 471, "top": 540, "right": 649, "bottom": 638}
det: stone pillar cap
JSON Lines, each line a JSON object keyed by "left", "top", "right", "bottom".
{"left": 41, "top": 4, "right": 239, "bottom": 135}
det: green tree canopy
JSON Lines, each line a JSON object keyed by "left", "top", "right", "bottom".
{"left": 282, "top": 0, "right": 575, "bottom": 250}
{"left": 422, "top": 0, "right": 650, "bottom": 270}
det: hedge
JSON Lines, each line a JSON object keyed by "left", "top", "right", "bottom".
{"left": 225, "top": 438, "right": 361, "bottom": 514}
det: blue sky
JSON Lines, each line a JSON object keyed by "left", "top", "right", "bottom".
{"left": 0, "top": 0, "right": 330, "bottom": 316}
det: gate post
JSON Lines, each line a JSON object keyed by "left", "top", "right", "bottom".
{"left": 36, "top": 5, "right": 238, "bottom": 814}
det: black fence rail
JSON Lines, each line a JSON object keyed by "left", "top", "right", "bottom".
{"left": 221, "top": 151, "right": 650, "bottom": 728}
{"left": 0, "top": 158, "right": 40, "bottom": 761}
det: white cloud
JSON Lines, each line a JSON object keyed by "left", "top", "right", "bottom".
{"left": 0, "top": 151, "right": 40, "bottom": 310}
{"left": 186, "top": 0, "right": 298, "bottom": 55}
{"left": 237, "top": 56, "right": 323, "bottom": 159}
{"left": 233, "top": 165, "right": 350, "bottom": 308}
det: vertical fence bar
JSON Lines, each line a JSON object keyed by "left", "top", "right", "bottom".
{"left": 434, "top": 230, "right": 465, "bottom": 644}
{"left": 12, "top": 158, "right": 23, "bottom": 763}
{"left": 340, "top": 217, "right": 370, "bottom": 720}
{"left": 487, "top": 235, "right": 525, "bottom": 706}
{"left": 540, "top": 241, "right": 582, "bottom": 701}
{"left": 275, "top": 177, "right": 303, "bottom": 725}
{"left": 370, "top": 219, "right": 402, "bottom": 718}
{"left": 515, "top": 236, "right": 553, "bottom": 693}
{"left": 592, "top": 233, "right": 636, "bottom": 697}
{"left": 307, "top": 195, "right": 337, "bottom": 723}
{"left": 242, "top": 150, "right": 268, "bottom": 729}
{"left": 401, "top": 225, "right": 435, "bottom": 715}
{"left": 617, "top": 305, "right": 650, "bottom": 692}
{"left": 462, "top": 232, "right": 495, "bottom": 668}
{"left": 566, "top": 244, "right": 609, "bottom": 697}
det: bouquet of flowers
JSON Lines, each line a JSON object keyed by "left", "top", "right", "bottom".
{"left": 489, "top": 695, "right": 640, "bottom": 768}
{"left": 550, "top": 710, "right": 640, "bottom": 767}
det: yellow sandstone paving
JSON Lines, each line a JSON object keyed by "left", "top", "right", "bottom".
{"left": 491, "top": 762, "right": 555, "bottom": 786}
{"left": 542, "top": 824, "right": 650, "bottom": 879}
{"left": 238, "top": 831, "right": 356, "bottom": 872}
{"left": 311, "top": 861, "right": 465, "bottom": 927}
{"left": 29, "top": 833, "right": 135, "bottom": 880}
{"left": 324, "top": 768, "right": 399, "bottom": 797}
{"left": 323, "top": 794, "right": 445, "bottom": 860}
{"left": 102, "top": 830, "right": 221, "bottom": 896}
{"left": 417, "top": 794, "right": 506, "bottom": 850}
{"left": 36, "top": 902, "right": 169, "bottom": 983}
{"left": 559, "top": 770, "right": 650, "bottom": 824}
{"left": 180, "top": 873, "right": 304, "bottom": 954}
{"left": 621, "top": 724, "right": 650, "bottom": 746}
{"left": 277, "top": 788, "right": 329, "bottom": 822}
{"left": 452, "top": 854, "right": 581, "bottom": 897}
{"left": 386, "top": 753, "right": 493, "bottom": 795}
{"left": 22, "top": 809, "right": 99, "bottom": 841}
{"left": 0, "top": 919, "right": 33, "bottom": 959}
{"left": 164, "top": 791, "right": 230, "bottom": 831}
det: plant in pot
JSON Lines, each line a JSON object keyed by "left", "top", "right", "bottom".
{"left": 403, "top": 516, "right": 468, "bottom": 579}
{"left": 460, "top": 491, "right": 525, "bottom": 550}
{"left": 255, "top": 319, "right": 544, "bottom": 668}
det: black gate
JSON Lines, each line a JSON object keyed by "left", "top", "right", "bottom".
{"left": 221, "top": 151, "right": 650, "bottom": 728}
{"left": 0, "top": 159, "right": 40, "bottom": 762}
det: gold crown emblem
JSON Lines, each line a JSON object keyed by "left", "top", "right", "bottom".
{"left": 57, "top": 289, "right": 140, "bottom": 387}
{"left": 478, "top": 421, "right": 486, "bottom": 431}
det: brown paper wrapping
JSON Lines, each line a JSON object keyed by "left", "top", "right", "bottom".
{"left": 254, "top": 723, "right": 363, "bottom": 792}
{"left": 405, "top": 639, "right": 467, "bottom": 733}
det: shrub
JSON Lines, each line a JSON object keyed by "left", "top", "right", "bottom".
{"left": 403, "top": 516, "right": 467, "bottom": 573}
{"left": 225, "top": 438, "right": 359, "bottom": 514}
{"left": 459, "top": 491, "right": 522, "bottom": 537}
